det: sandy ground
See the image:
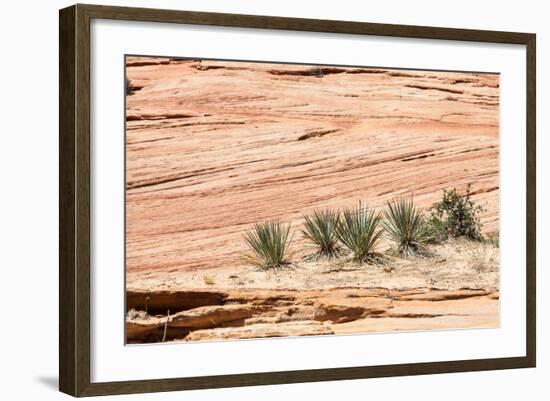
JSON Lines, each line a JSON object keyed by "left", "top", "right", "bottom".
{"left": 128, "top": 239, "right": 499, "bottom": 293}
{"left": 126, "top": 239, "right": 499, "bottom": 343}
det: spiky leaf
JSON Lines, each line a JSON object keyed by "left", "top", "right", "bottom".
{"left": 383, "top": 197, "right": 431, "bottom": 257}
{"left": 242, "top": 220, "right": 292, "bottom": 269}
{"left": 335, "top": 202, "right": 383, "bottom": 263}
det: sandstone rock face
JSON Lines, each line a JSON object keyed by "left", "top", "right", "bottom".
{"left": 125, "top": 57, "right": 499, "bottom": 278}
{"left": 185, "top": 321, "right": 334, "bottom": 341}
{"left": 124, "top": 57, "right": 499, "bottom": 343}
{"left": 126, "top": 317, "right": 164, "bottom": 341}
{"left": 126, "top": 289, "right": 227, "bottom": 314}
{"left": 169, "top": 305, "right": 256, "bottom": 329}
{"left": 125, "top": 287, "right": 499, "bottom": 343}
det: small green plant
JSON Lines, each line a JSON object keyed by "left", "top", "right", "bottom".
{"left": 242, "top": 220, "right": 292, "bottom": 269}
{"left": 383, "top": 197, "right": 431, "bottom": 257}
{"left": 335, "top": 202, "right": 383, "bottom": 263}
{"left": 431, "top": 184, "right": 485, "bottom": 241}
{"left": 423, "top": 213, "right": 448, "bottom": 243}
{"left": 486, "top": 231, "right": 499, "bottom": 248}
{"left": 301, "top": 209, "right": 341, "bottom": 260}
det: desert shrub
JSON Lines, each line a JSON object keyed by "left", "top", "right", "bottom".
{"left": 464, "top": 241, "right": 498, "bottom": 273}
{"left": 301, "top": 209, "right": 341, "bottom": 260}
{"left": 335, "top": 202, "right": 383, "bottom": 263}
{"left": 242, "top": 220, "right": 292, "bottom": 269}
{"left": 423, "top": 213, "right": 448, "bottom": 243}
{"left": 383, "top": 197, "right": 431, "bottom": 257}
{"left": 430, "top": 184, "right": 485, "bottom": 241}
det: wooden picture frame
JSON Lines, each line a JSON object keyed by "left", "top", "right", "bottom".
{"left": 59, "top": 3, "right": 536, "bottom": 397}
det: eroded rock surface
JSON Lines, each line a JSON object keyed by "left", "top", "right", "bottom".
{"left": 126, "top": 287, "right": 498, "bottom": 343}
{"left": 125, "top": 57, "right": 499, "bottom": 277}
{"left": 124, "top": 58, "right": 500, "bottom": 343}
{"left": 186, "top": 321, "right": 334, "bottom": 341}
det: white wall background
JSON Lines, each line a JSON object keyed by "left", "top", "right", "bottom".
{"left": 0, "top": 0, "right": 546, "bottom": 400}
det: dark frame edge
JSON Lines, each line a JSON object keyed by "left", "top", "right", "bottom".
{"left": 59, "top": 4, "right": 77, "bottom": 397}
{"left": 79, "top": 356, "right": 533, "bottom": 397}
{"left": 525, "top": 33, "right": 536, "bottom": 368}
{"left": 60, "top": 4, "right": 93, "bottom": 397}
{"left": 59, "top": 3, "right": 537, "bottom": 397}
{"left": 75, "top": 3, "right": 534, "bottom": 43}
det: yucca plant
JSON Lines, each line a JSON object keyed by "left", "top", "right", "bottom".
{"left": 335, "top": 202, "right": 383, "bottom": 263}
{"left": 242, "top": 220, "right": 292, "bottom": 269}
{"left": 301, "top": 209, "right": 341, "bottom": 260}
{"left": 383, "top": 197, "right": 431, "bottom": 257}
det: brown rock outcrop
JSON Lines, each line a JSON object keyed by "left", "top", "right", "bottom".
{"left": 170, "top": 305, "right": 257, "bottom": 329}
{"left": 185, "top": 321, "right": 334, "bottom": 341}
{"left": 313, "top": 304, "right": 369, "bottom": 323}
{"left": 126, "top": 289, "right": 227, "bottom": 314}
{"left": 125, "top": 287, "right": 499, "bottom": 343}
{"left": 126, "top": 317, "right": 164, "bottom": 340}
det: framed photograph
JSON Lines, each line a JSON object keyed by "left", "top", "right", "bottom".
{"left": 59, "top": 4, "right": 536, "bottom": 397}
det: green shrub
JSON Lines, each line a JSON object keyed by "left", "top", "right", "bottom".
{"left": 431, "top": 184, "right": 485, "bottom": 241}
{"left": 335, "top": 202, "right": 383, "bottom": 263}
{"left": 423, "top": 213, "right": 448, "bottom": 243}
{"left": 242, "top": 220, "right": 292, "bottom": 269}
{"left": 301, "top": 209, "right": 341, "bottom": 260}
{"left": 383, "top": 197, "right": 431, "bottom": 256}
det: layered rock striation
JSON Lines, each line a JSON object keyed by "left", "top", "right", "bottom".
{"left": 125, "top": 57, "right": 499, "bottom": 277}
{"left": 126, "top": 287, "right": 499, "bottom": 343}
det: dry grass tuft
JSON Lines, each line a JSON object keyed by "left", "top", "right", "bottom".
{"left": 203, "top": 274, "right": 216, "bottom": 285}
{"left": 126, "top": 309, "right": 151, "bottom": 320}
